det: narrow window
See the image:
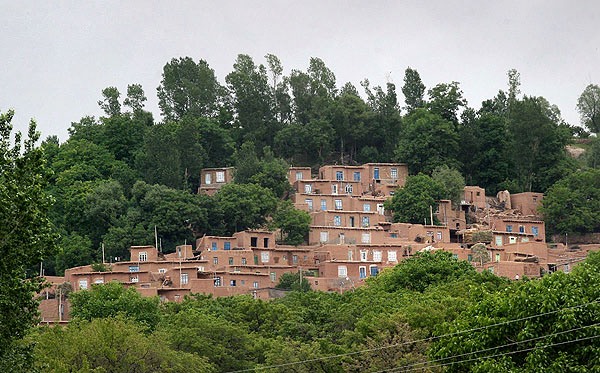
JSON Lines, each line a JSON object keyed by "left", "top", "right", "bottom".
{"left": 138, "top": 251, "right": 147, "bottom": 262}
{"left": 241, "top": 257, "right": 247, "bottom": 265}
{"left": 251, "top": 237, "right": 258, "bottom": 247}
{"left": 391, "top": 168, "right": 398, "bottom": 178}
{"left": 261, "top": 251, "right": 270, "bottom": 263}
{"left": 506, "top": 225, "right": 513, "bottom": 233}
{"left": 270, "top": 272, "right": 276, "bottom": 282}
{"left": 263, "top": 237, "right": 269, "bottom": 248}
{"left": 213, "top": 257, "right": 218, "bottom": 265}
{"left": 320, "top": 231, "right": 329, "bottom": 243}
{"left": 374, "top": 167, "right": 380, "bottom": 179}
{"left": 295, "top": 171, "right": 302, "bottom": 180}
{"left": 334, "top": 215, "right": 341, "bottom": 226}
{"left": 304, "top": 184, "right": 313, "bottom": 193}
{"left": 211, "top": 242, "right": 217, "bottom": 251}
{"left": 335, "top": 199, "right": 342, "bottom": 210}
{"left": 216, "top": 171, "right": 225, "bottom": 183}
{"left": 204, "top": 173, "right": 211, "bottom": 185}
{"left": 305, "top": 199, "right": 313, "bottom": 211}
{"left": 362, "top": 216, "right": 370, "bottom": 227}
{"left": 228, "top": 257, "right": 234, "bottom": 265}
{"left": 321, "top": 199, "right": 327, "bottom": 211}
{"left": 180, "top": 273, "right": 189, "bottom": 285}
{"left": 359, "top": 266, "right": 367, "bottom": 279}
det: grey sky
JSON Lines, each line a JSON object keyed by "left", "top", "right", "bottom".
{"left": 1, "top": 1, "right": 599, "bottom": 141}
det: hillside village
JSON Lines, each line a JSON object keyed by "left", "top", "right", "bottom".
{"left": 39, "top": 162, "right": 600, "bottom": 323}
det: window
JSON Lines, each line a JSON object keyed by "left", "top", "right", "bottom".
{"left": 253, "top": 281, "right": 259, "bottom": 289}
{"left": 129, "top": 265, "right": 139, "bottom": 272}
{"left": 345, "top": 184, "right": 353, "bottom": 194}
{"left": 334, "top": 215, "right": 341, "bottom": 226}
{"left": 532, "top": 226, "right": 539, "bottom": 237}
{"left": 211, "top": 242, "right": 217, "bottom": 251}
{"left": 436, "top": 231, "right": 443, "bottom": 241}
{"left": 370, "top": 265, "right": 379, "bottom": 276}
{"left": 321, "top": 199, "right": 327, "bottom": 211}
{"left": 305, "top": 199, "right": 313, "bottom": 211}
{"left": 361, "top": 233, "right": 371, "bottom": 244}
{"left": 130, "top": 275, "right": 139, "bottom": 283}
{"left": 363, "top": 203, "right": 371, "bottom": 212}
{"left": 338, "top": 265, "right": 348, "bottom": 277}
{"left": 204, "top": 173, "right": 211, "bottom": 185}
{"left": 336, "top": 171, "right": 344, "bottom": 180}
{"left": 347, "top": 250, "right": 353, "bottom": 260}
{"left": 270, "top": 272, "right": 276, "bottom": 282}
{"left": 335, "top": 199, "right": 343, "bottom": 210}
{"left": 353, "top": 172, "right": 361, "bottom": 181}
{"left": 374, "top": 167, "right": 380, "bottom": 179}
{"left": 295, "top": 171, "right": 303, "bottom": 180}
{"left": 214, "top": 277, "right": 221, "bottom": 286}
{"left": 223, "top": 241, "right": 230, "bottom": 250}
{"left": 377, "top": 204, "right": 385, "bottom": 215}
{"left": 506, "top": 225, "right": 513, "bottom": 233}
{"left": 241, "top": 257, "right": 247, "bottom": 265}
{"left": 213, "top": 257, "right": 218, "bottom": 265}
{"left": 320, "top": 231, "right": 329, "bottom": 243}
{"left": 360, "top": 250, "right": 368, "bottom": 261}
{"left": 522, "top": 237, "right": 530, "bottom": 242}
{"left": 332, "top": 184, "right": 338, "bottom": 194}
{"left": 362, "top": 216, "right": 370, "bottom": 227}
{"left": 373, "top": 250, "right": 382, "bottom": 262}
{"left": 339, "top": 233, "right": 345, "bottom": 244}
{"left": 79, "top": 279, "right": 88, "bottom": 290}
{"left": 292, "top": 255, "right": 298, "bottom": 264}
{"left": 158, "top": 268, "right": 166, "bottom": 274}
{"left": 452, "top": 254, "right": 458, "bottom": 259}
{"left": 391, "top": 168, "right": 398, "bottom": 178}
{"left": 349, "top": 216, "right": 355, "bottom": 227}
{"left": 94, "top": 278, "right": 104, "bottom": 284}
{"left": 216, "top": 171, "right": 225, "bottom": 182}
{"left": 304, "top": 184, "right": 313, "bottom": 193}
{"left": 228, "top": 257, "right": 234, "bottom": 265}
{"left": 261, "top": 251, "right": 270, "bottom": 263}
{"left": 468, "top": 254, "right": 473, "bottom": 262}
{"left": 264, "top": 238, "right": 269, "bottom": 248}
{"left": 495, "top": 235, "right": 503, "bottom": 247}
{"left": 495, "top": 253, "right": 501, "bottom": 262}
{"left": 251, "top": 237, "right": 258, "bottom": 247}
{"left": 181, "top": 273, "right": 189, "bottom": 285}
{"left": 230, "top": 280, "right": 236, "bottom": 286}
{"left": 390, "top": 233, "right": 398, "bottom": 238}
{"left": 359, "top": 266, "right": 367, "bottom": 279}
{"left": 519, "top": 225, "right": 525, "bottom": 233}
{"left": 388, "top": 251, "right": 397, "bottom": 262}
{"left": 509, "top": 236, "right": 517, "bottom": 244}
{"left": 138, "top": 251, "right": 148, "bottom": 262}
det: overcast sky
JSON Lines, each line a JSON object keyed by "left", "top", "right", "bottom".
{"left": 2, "top": 1, "right": 599, "bottom": 141}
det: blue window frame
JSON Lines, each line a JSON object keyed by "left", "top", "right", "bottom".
{"left": 224, "top": 241, "right": 231, "bottom": 250}
{"left": 506, "top": 225, "right": 513, "bottom": 233}
{"left": 211, "top": 242, "right": 217, "bottom": 251}
{"left": 321, "top": 199, "right": 327, "bottom": 211}
{"left": 336, "top": 171, "right": 344, "bottom": 180}
{"left": 374, "top": 168, "right": 380, "bottom": 179}
{"left": 532, "top": 226, "right": 539, "bottom": 237}
{"left": 353, "top": 172, "right": 361, "bottom": 181}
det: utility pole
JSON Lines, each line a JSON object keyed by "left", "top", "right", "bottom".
{"left": 102, "top": 243, "right": 105, "bottom": 264}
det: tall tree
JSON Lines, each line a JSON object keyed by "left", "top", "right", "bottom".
{"left": 0, "top": 110, "right": 55, "bottom": 367}
{"left": 123, "top": 83, "right": 147, "bottom": 114}
{"left": 157, "top": 57, "right": 221, "bottom": 121}
{"left": 98, "top": 86, "right": 121, "bottom": 117}
{"left": 427, "top": 81, "right": 467, "bottom": 124}
{"left": 226, "top": 54, "right": 276, "bottom": 149}
{"left": 508, "top": 96, "right": 571, "bottom": 192}
{"left": 402, "top": 67, "right": 426, "bottom": 113}
{"left": 576, "top": 83, "right": 600, "bottom": 133}
{"left": 394, "top": 108, "right": 460, "bottom": 174}
{"left": 384, "top": 173, "right": 445, "bottom": 224}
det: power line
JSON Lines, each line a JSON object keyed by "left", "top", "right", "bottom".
{"left": 374, "top": 323, "right": 600, "bottom": 373}
{"left": 225, "top": 299, "right": 599, "bottom": 373}
{"left": 399, "top": 334, "right": 600, "bottom": 373}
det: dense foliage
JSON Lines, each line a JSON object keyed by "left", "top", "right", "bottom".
{"left": 29, "top": 251, "right": 600, "bottom": 372}
{"left": 0, "top": 110, "right": 56, "bottom": 369}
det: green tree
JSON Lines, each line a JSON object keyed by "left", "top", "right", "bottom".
{"left": 374, "top": 251, "right": 477, "bottom": 293}
{"left": 275, "top": 271, "right": 311, "bottom": 292}
{"left": 216, "top": 183, "right": 278, "bottom": 234}
{"left": 576, "top": 83, "right": 600, "bottom": 133}
{"left": 540, "top": 169, "right": 600, "bottom": 235}
{"left": 432, "top": 165, "right": 466, "bottom": 207}
{"left": 32, "top": 317, "right": 214, "bottom": 372}
{"left": 273, "top": 201, "right": 312, "bottom": 245}
{"left": 394, "top": 108, "right": 460, "bottom": 174}
{"left": 430, "top": 252, "right": 600, "bottom": 372}
{"left": 385, "top": 173, "right": 445, "bottom": 224}
{"left": 508, "top": 96, "right": 572, "bottom": 192}
{"left": 157, "top": 57, "right": 221, "bottom": 121}
{"left": 402, "top": 67, "right": 426, "bottom": 113}
{"left": 427, "top": 81, "right": 467, "bottom": 124}
{"left": 0, "top": 110, "right": 55, "bottom": 366}
{"left": 69, "top": 282, "right": 161, "bottom": 329}
{"left": 123, "top": 83, "right": 148, "bottom": 114}
{"left": 97, "top": 86, "right": 121, "bottom": 117}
